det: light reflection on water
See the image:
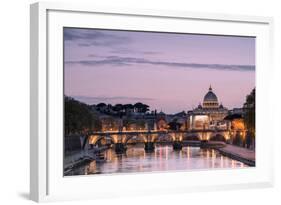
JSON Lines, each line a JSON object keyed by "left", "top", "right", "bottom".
{"left": 67, "top": 145, "right": 247, "bottom": 176}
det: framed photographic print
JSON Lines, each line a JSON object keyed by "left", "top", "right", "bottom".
{"left": 30, "top": 2, "right": 274, "bottom": 202}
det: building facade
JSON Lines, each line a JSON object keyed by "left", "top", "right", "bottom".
{"left": 187, "top": 86, "right": 229, "bottom": 130}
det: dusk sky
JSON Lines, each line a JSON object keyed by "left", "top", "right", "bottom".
{"left": 64, "top": 28, "right": 255, "bottom": 114}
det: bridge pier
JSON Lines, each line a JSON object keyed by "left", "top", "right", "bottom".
{"left": 200, "top": 140, "right": 209, "bottom": 148}
{"left": 173, "top": 141, "right": 183, "bottom": 150}
{"left": 144, "top": 142, "right": 155, "bottom": 152}
{"left": 114, "top": 143, "right": 127, "bottom": 154}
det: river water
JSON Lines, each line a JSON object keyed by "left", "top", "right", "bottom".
{"left": 66, "top": 144, "right": 247, "bottom": 176}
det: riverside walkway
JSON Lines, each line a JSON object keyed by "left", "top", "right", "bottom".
{"left": 217, "top": 144, "right": 255, "bottom": 166}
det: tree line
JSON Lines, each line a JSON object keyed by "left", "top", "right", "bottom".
{"left": 94, "top": 102, "right": 150, "bottom": 113}
{"left": 243, "top": 88, "right": 255, "bottom": 140}
{"left": 64, "top": 96, "right": 101, "bottom": 135}
{"left": 64, "top": 96, "right": 151, "bottom": 135}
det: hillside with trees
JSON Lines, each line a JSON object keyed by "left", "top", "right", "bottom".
{"left": 64, "top": 96, "right": 101, "bottom": 135}
{"left": 243, "top": 88, "right": 255, "bottom": 148}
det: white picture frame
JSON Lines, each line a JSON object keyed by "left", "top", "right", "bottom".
{"left": 30, "top": 2, "right": 274, "bottom": 202}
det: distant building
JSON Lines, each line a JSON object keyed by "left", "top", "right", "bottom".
{"left": 229, "top": 108, "right": 244, "bottom": 115}
{"left": 187, "top": 86, "right": 228, "bottom": 130}
{"left": 156, "top": 111, "right": 168, "bottom": 131}
{"left": 224, "top": 113, "right": 247, "bottom": 146}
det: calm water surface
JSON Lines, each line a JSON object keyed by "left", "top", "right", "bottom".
{"left": 67, "top": 145, "right": 247, "bottom": 176}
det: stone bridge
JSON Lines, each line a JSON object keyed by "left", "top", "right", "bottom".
{"left": 83, "top": 129, "right": 230, "bottom": 153}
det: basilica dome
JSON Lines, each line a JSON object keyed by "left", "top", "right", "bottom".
{"left": 203, "top": 86, "right": 218, "bottom": 102}
{"left": 203, "top": 86, "right": 219, "bottom": 108}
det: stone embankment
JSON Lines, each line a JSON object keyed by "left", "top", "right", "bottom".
{"left": 216, "top": 144, "right": 255, "bottom": 166}
{"left": 64, "top": 146, "right": 109, "bottom": 174}
{"left": 184, "top": 140, "right": 255, "bottom": 166}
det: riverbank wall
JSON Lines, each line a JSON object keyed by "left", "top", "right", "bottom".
{"left": 215, "top": 144, "right": 255, "bottom": 166}
{"left": 64, "top": 146, "right": 110, "bottom": 175}
{"left": 183, "top": 140, "right": 255, "bottom": 166}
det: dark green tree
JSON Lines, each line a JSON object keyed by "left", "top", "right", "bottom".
{"left": 113, "top": 104, "right": 124, "bottom": 112}
{"left": 134, "top": 102, "right": 150, "bottom": 113}
{"left": 64, "top": 96, "right": 101, "bottom": 135}
{"left": 123, "top": 104, "right": 134, "bottom": 110}
{"left": 243, "top": 88, "right": 255, "bottom": 142}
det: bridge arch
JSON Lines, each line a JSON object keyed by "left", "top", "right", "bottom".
{"left": 123, "top": 134, "right": 146, "bottom": 145}
{"left": 153, "top": 133, "right": 175, "bottom": 142}
{"left": 184, "top": 133, "right": 200, "bottom": 141}
{"left": 94, "top": 136, "right": 115, "bottom": 146}
{"left": 83, "top": 134, "right": 115, "bottom": 149}
{"left": 209, "top": 133, "right": 226, "bottom": 142}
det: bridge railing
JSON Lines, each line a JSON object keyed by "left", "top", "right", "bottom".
{"left": 87, "top": 128, "right": 229, "bottom": 136}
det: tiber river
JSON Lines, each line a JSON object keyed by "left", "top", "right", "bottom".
{"left": 66, "top": 144, "right": 247, "bottom": 176}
